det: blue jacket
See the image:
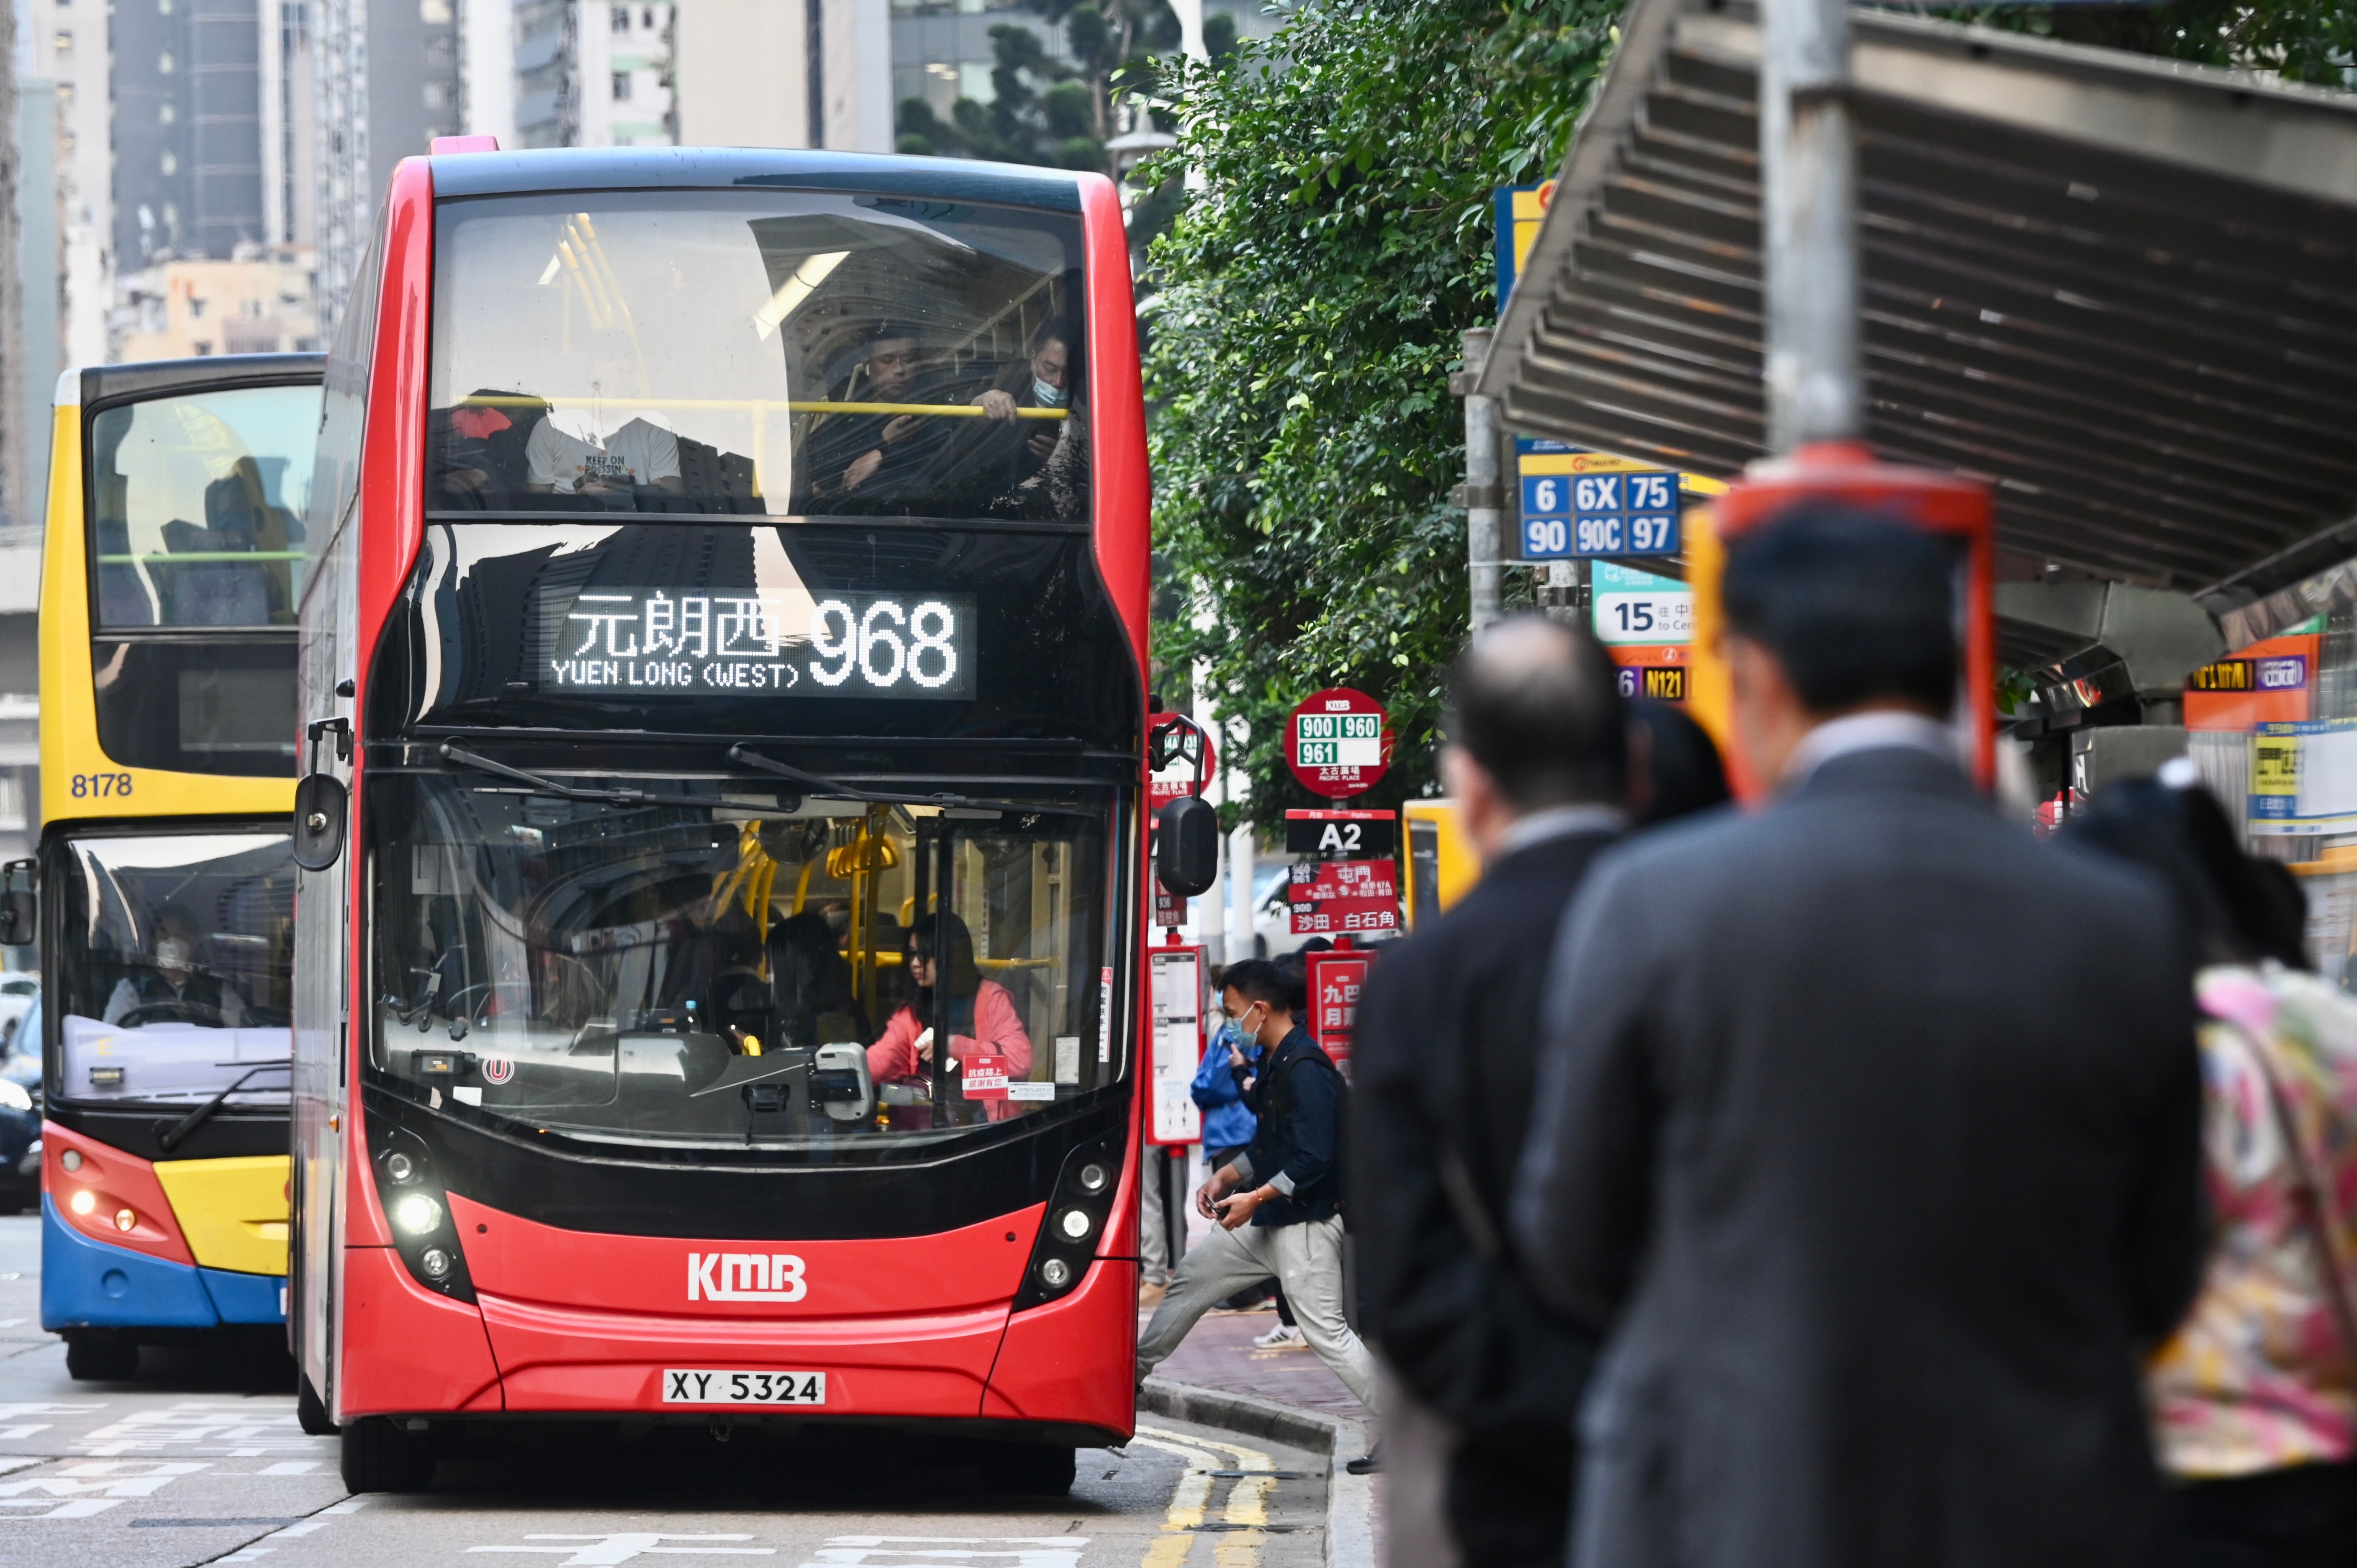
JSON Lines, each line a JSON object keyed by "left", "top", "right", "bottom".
{"left": 1191, "top": 1021, "right": 1257, "bottom": 1153}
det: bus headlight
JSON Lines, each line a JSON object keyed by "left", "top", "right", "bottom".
{"left": 1076, "top": 1162, "right": 1109, "bottom": 1194}
{"left": 115, "top": 1208, "right": 136, "bottom": 1232}
{"left": 391, "top": 1193, "right": 444, "bottom": 1236}
{"left": 1038, "top": 1257, "right": 1073, "bottom": 1289}
{"left": 69, "top": 1187, "right": 95, "bottom": 1215}
{"left": 370, "top": 1124, "right": 475, "bottom": 1301}
{"left": 1056, "top": 1207, "right": 1094, "bottom": 1242}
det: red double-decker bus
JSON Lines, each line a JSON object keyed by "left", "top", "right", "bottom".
{"left": 288, "top": 146, "right": 1151, "bottom": 1493}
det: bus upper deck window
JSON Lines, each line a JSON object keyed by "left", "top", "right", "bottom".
{"left": 427, "top": 192, "right": 1089, "bottom": 524}
{"left": 89, "top": 388, "right": 320, "bottom": 630}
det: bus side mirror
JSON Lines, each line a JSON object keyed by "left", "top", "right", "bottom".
{"left": 1155, "top": 796, "right": 1219, "bottom": 899}
{"left": 0, "top": 860, "right": 34, "bottom": 946}
{"left": 293, "top": 773, "right": 349, "bottom": 872}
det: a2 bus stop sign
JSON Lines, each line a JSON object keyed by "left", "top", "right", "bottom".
{"left": 1286, "top": 688, "right": 1391, "bottom": 799}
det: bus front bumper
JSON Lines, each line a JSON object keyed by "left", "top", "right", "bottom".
{"left": 40, "top": 1196, "right": 285, "bottom": 1331}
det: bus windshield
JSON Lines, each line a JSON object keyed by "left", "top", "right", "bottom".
{"left": 429, "top": 191, "right": 1087, "bottom": 522}
{"left": 366, "top": 775, "right": 1116, "bottom": 1151}
{"left": 50, "top": 832, "right": 295, "bottom": 1106}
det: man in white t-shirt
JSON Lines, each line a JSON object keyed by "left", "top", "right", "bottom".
{"left": 525, "top": 410, "right": 684, "bottom": 498}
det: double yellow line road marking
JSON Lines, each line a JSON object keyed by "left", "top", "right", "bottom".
{"left": 1130, "top": 1424, "right": 1285, "bottom": 1568}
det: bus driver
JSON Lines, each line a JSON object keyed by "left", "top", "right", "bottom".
{"left": 104, "top": 909, "right": 249, "bottom": 1028}
{"left": 868, "top": 913, "right": 1032, "bottom": 1123}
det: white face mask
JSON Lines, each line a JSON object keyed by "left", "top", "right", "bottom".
{"left": 1032, "top": 377, "right": 1068, "bottom": 409}
{"left": 154, "top": 937, "right": 194, "bottom": 974}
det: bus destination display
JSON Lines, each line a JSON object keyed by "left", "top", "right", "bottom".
{"left": 545, "top": 589, "right": 976, "bottom": 699}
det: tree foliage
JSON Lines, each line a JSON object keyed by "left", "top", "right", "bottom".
{"left": 1961, "top": 0, "right": 2355, "bottom": 86}
{"left": 1141, "top": 0, "right": 1619, "bottom": 826}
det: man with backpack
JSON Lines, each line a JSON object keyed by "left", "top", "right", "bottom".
{"left": 1135, "top": 957, "right": 1378, "bottom": 1466}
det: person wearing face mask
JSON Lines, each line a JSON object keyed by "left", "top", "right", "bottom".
{"left": 104, "top": 910, "right": 247, "bottom": 1027}
{"left": 934, "top": 322, "right": 1084, "bottom": 520}
{"left": 1134, "top": 957, "right": 1380, "bottom": 1472}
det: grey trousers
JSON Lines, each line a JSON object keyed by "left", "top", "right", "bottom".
{"left": 1134, "top": 1213, "right": 1379, "bottom": 1415}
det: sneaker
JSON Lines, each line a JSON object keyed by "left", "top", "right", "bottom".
{"left": 1345, "top": 1450, "right": 1381, "bottom": 1476}
{"left": 1251, "top": 1322, "right": 1306, "bottom": 1350}
{"left": 1139, "top": 1281, "right": 1167, "bottom": 1310}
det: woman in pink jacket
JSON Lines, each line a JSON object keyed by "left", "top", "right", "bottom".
{"left": 868, "top": 913, "right": 1032, "bottom": 1124}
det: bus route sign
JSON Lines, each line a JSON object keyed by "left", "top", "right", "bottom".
{"left": 1520, "top": 466, "right": 1682, "bottom": 559}
{"left": 1285, "top": 688, "right": 1391, "bottom": 798}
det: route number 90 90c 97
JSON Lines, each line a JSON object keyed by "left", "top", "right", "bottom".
{"left": 661, "top": 1370, "right": 827, "bottom": 1405}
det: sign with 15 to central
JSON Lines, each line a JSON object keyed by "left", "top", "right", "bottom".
{"left": 1286, "top": 688, "right": 1391, "bottom": 798}
{"left": 1522, "top": 468, "right": 1681, "bottom": 559}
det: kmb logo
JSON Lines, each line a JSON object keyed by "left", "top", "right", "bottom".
{"left": 688, "top": 1252, "right": 808, "bottom": 1302}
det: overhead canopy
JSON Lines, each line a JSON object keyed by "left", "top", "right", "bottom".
{"left": 1479, "top": 0, "right": 2357, "bottom": 634}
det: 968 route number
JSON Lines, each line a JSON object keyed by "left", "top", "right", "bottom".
{"left": 661, "top": 1369, "right": 826, "bottom": 1405}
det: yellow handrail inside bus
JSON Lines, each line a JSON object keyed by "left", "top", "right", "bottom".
{"left": 98, "top": 552, "right": 309, "bottom": 564}
{"left": 440, "top": 395, "right": 1068, "bottom": 421}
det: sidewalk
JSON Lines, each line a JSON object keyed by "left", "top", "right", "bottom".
{"left": 1142, "top": 1300, "right": 1369, "bottom": 1425}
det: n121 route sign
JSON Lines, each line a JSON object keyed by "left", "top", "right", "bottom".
{"left": 1286, "top": 688, "right": 1391, "bottom": 798}
{"left": 1521, "top": 468, "right": 1682, "bottom": 559}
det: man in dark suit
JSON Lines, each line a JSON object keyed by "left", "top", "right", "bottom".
{"left": 1512, "top": 508, "right": 2205, "bottom": 1568}
{"left": 1354, "top": 614, "right": 1632, "bottom": 1568}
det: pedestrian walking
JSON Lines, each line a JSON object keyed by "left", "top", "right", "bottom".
{"left": 1351, "top": 614, "right": 1634, "bottom": 1568}
{"left": 1512, "top": 506, "right": 2206, "bottom": 1568}
{"left": 1190, "top": 991, "right": 1305, "bottom": 1345}
{"left": 2072, "top": 770, "right": 2357, "bottom": 1568}
{"left": 1136, "top": 957, "right": 1378, "bottom": 1467}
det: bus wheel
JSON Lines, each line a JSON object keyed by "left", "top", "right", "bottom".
{"left": 340, "top": 1417, "right": 434, "bottom": 1493}
{"left": 978, "top": 1442, "right": 1076, "bottom": 1497}
{"left": 62, "top": 1333, "right": 138, "bottom": 1381}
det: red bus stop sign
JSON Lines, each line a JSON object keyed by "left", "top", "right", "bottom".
{"left": 1285, "top": 688, "right": 1392, "bottom": 799}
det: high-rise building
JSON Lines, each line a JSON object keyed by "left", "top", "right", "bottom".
{"left": 310, "top": 0, "right": 461, "bottom": 326}
{"left": 112, "top": 0, "right": 267, "bottom": 269}
{"left": 511, "top": 0, "right": 683, "bottom": 149}
{"left": 672, "top": 0, "right": 888, "bottom": 151}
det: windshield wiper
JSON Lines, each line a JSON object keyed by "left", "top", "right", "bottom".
{"left": 156, "top": 1062, "right": 291, "bottom": 1154}
{"left": 726, "top": 746, "right": 1078, "bottom": 815}
{"left": 441, "top": 740, "right": 1084, "bottom": 818}
{"left": 439, "top": 743, "right": 799, "bottom": 816}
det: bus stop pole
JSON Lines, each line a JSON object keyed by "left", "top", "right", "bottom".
{"left": 1759, "top": 0, "right": 1862, "bottom": 451}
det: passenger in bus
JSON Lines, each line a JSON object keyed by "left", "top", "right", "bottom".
{"left": 154, "top": 459, "right": 291, "bottom": 626}
{"left": 867, "top": 913, "right": 1032, "bottom": 1121}
{"left": 103, "top": 910, "right": 249, "bottom": 1028}
{"left": 769, "top": 909, "right": 866, "bottom": 1050}
{"left": 796, "top": 323, "right": 968, "bottom": 511}
{"left": 932, "top": 323, "right": 1074, "bottom": 512}
{"left": 430, "top": 390, "right": 547, "bottom": 508}
{"left": 705, "top": 910, "right": 775, "bottom": 1054}
{"left": 524, "top": 407, "right": 683, "bottom": 501}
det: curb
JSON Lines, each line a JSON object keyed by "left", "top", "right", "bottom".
{"left": 1140, "top": 1377, "right": 1375, "bottom": 1568}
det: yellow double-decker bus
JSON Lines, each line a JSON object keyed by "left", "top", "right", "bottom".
{"left": 23, "top": 355, "right": 322, "bottom": 1379}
